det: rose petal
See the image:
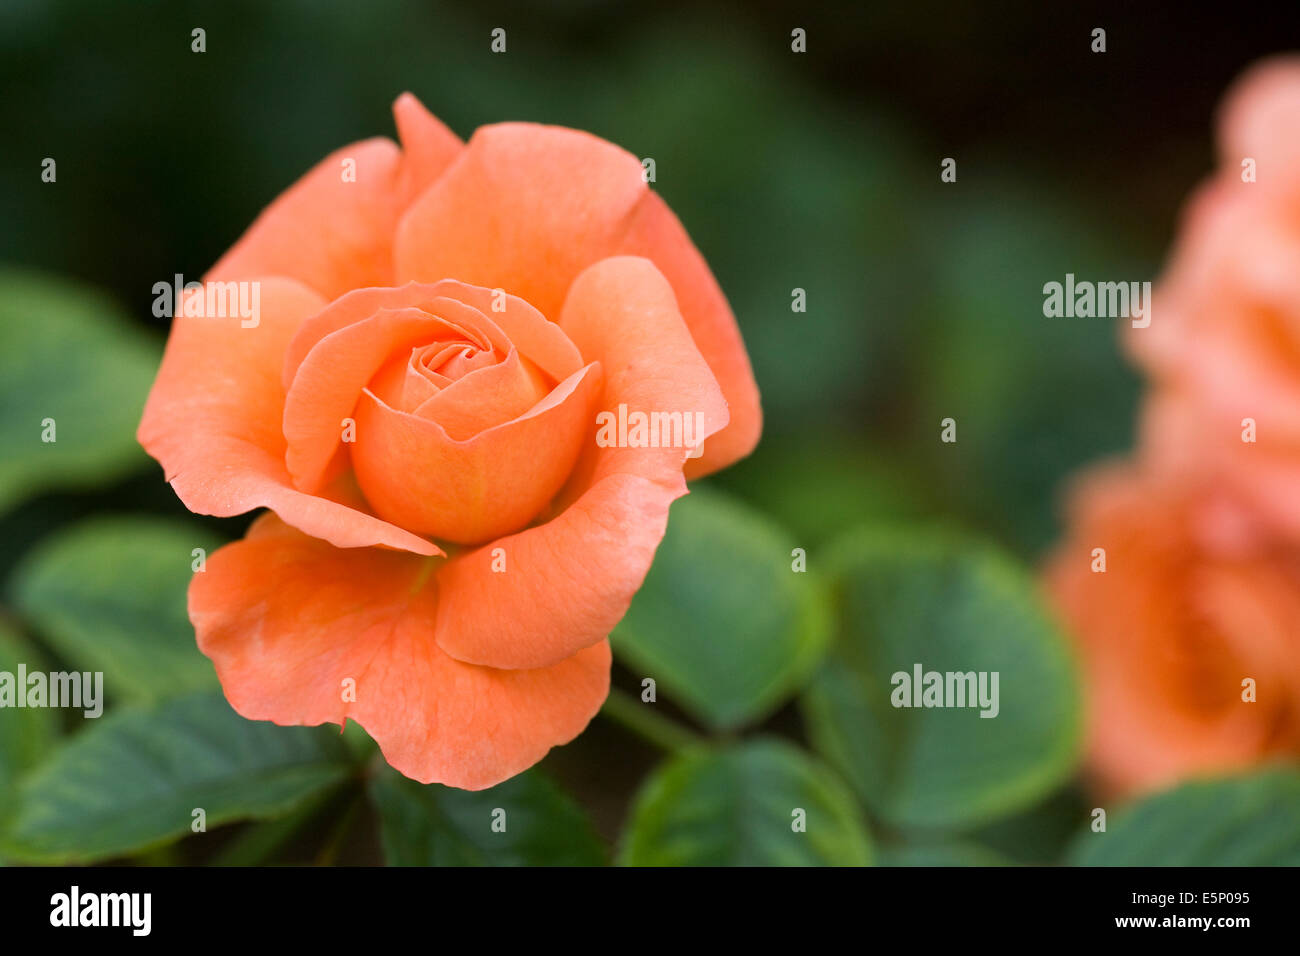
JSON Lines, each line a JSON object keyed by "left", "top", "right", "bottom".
{"left": 434, "top": 256, "right": 728, "bottom": 669}
{"left": 353, "top": 363, "right": 601, "bottom": 543}
{"left": 559, "top": 256, "right": 730, "bottom": 487}
{"left": 425, "top": 280, "right": 584, "bottom": 383}
{"left": 395, "top": 123, "right": 646, "bottom": 314}
{"left": 283, "top": 300, "right": 504, "bottom": 491}
{"left": 392, "top": 93, "right": 464, "bottom": 207}
{"left": 1218, "top": 57, "right": 1300, "bottom": 194}
{"left": 138, "top": 277, "right": 439, "bottom": 555}
{"left": 283, "top": 280, "right": 579, "bottom": 391}
{"left": 619, "top": 192, "right": 762, "bottom": 477}
{"left": 394, "top": 122, "right": 760, "bottom": 475}
{"left": 412, "top": 348, "right": 551, "bottom": 439}
{"left": 190, "top": 514, "right": 610, "bottom": 790}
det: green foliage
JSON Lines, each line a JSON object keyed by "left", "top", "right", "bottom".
{"left": 10, "top": 516, "right": 223, "bottom": 703}
{"left": 612, "top": 488, "right": 831, "bottom": 730}
{"left": 969, "top": 786, "right": 1091, "bottom": 864}
{"left": 370, "top": 768, "right": 605, "bottom": 866}
{"left": 875, "top": 842, "right": 1010, "bottom": 867}
{"left": 620, "top": 738, "right": 872, "bottom": 866}
{"left": 0, "top": 692, "right": 353, "bottom": 863}
{"left": 802, "top": 525, "right": 1083, "bottom": 831}
{"left": 1069, "top": 769, "right": 1300, "bottom": 867}
{"left": 0, "top": 270, "right": 159, "bottom": 515}
{"left": 0, "top": 624, "right": 56, "bottom": 823}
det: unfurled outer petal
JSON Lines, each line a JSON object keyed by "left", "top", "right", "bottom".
{"left": 209, "top": 95, "right": 462, "bottom": 300}
{"left": 190, "top": 514, "right": 611, "bottom": 791}
{"left": 394, "top": 122, "right": 760, "bottom": 476}
{"left": 559, "top": 256, "right": 731, "bottom": 488}
{"left": 619, "top": 191, "right": 762, "bottom": 477}
{"left": 434, "top": 257, "right": 729, "bottom": 669}
{"left": 137, "top": 277, "right": 439, "bottom": 555}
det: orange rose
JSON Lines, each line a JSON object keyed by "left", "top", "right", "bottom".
{"left": 1128, "top": 57, "right": 1300, "bottom": 538}
{"left": 1048, "top": 59, "right": 1300, "bottom": 799}
{"left": 138, "top": 94, "right": 760, "bottom": 789}
{"left": 1045, "top": 462, "right": 1300, "bottom": 799}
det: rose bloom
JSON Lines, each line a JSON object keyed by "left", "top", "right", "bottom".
{"left": 1045, "top": 461, "right": 1300, "bottom": 799}
{"left": 138, "top": 94, "right": 761, "bottom": 789}
{"left": 1048, "top": 58, "right": 1300, "bottom": 799}
{"left": 1128, "top": 57, "right": 1300, "bottom": 539}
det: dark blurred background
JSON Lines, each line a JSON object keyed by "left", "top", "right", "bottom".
{"left": 2, "top": 0, "right": 1298, "bottom": 849}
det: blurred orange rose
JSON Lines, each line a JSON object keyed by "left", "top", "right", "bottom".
{"left": 1045, "top": 463, "right": 1300, "bottom": 798}
{"left": 138, "top": 94, "right": 761, "bottom": 789}
{"left": 1048, "top": 58, "right": 1300, "bottom": 799}
{"left": 1129, "top": 57, "right": 1300, "bottom": 539}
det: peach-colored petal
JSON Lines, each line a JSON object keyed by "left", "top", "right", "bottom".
{"left": 283, "top": 280, "right": 586, "bottom": 492}
{"left": 1131, "top": 179, "right": 1300, "bottom": 387}
{"left": 395, "top": 123, "right": 646, "bottom": 314}
{"left": 394, "top": 123, "right": 760, "bottom": 475}
{"left": 138, "top": 277, "right": 438, "bottom": 555}
{"left": 1218, "top": 57, "right": 1300, "bottom": 194}
{"left": 559, "top": 256, "right": 730, "bottom": 487}
{"left": 282, "top": 280, "right": 580, "bottom": 390}
{"left": 434, "top": 257, "right": 729, "bottom": 669}
{"left": 424, "top": 280, "right": 584, "bottom": 383}
{"left": 412, "top": 348, "right": 550, "bottom": 439}
{"left": 352, "top": 363, "right": 601, "bottom": 543}
{"left": 391, "top": 93, "right": 464, "bottom": 207}
{"left": 282, "top": 283, "right": 465, "bottom": 385}
{"left": 190, "top": 514, "right": 610, "bottom": 790}
{"left": 435, "top": 473, "right": 680, "bottom": 670}
{"left": 620, "top": 192, "right": 762, "bottom": 476}
{"left": 283, "top": 301, "right": 503, "bottom": 491}
{"left": 209, "top": 97, "right": 462, "bottom": 301}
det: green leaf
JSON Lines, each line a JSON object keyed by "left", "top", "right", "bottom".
{"left": 208, "top": 788, "right": 337, "bottom": 866}
{"left": 0, "top": 691, "right": 353, "bottom": 863}
{"left": 802, "top": 526, "right": 1082, "bottom": 831}
{"left": 970, "top": 786, "right": 1090, "bottom": 864}
{"left": 611, "top": 487, "right": 831, "bottom": 730}
{"left": 876, "top": 841, "right": 1010, "bottom": 867}
{"left": 370, "top": 767, "right": 605, "bottom": 866}
{"left": 0, "top": 269, "right": 160, "bottom": 514}
{"left": 10, "top": 516, "right": 223, "bottom": 703}
{"left": 0, "top": 624, "right": 57, "bottom": 818}
{"left": 1069, "top": 768, "right": 1300, "bottom": 866}
{"left": 619, "top": 738, "right": 872, "bottom": 866}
